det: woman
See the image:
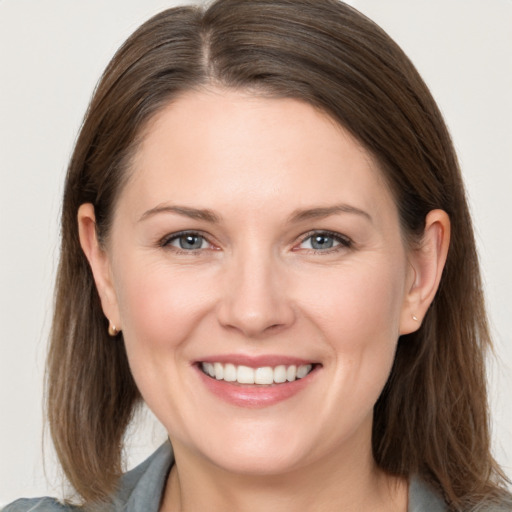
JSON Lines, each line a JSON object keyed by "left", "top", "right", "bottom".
{"left": 5, "top": 0, "right": 511, "bottom": 510}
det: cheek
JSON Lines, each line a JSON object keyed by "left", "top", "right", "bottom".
{"left": 113, "top": 259, "right": 216, "bottom": 355}
{"left": 294, "top": 258, "right": 406, "bottom": 410}
{"left": 296, "top": 259, "right": 407, "bottom": 346}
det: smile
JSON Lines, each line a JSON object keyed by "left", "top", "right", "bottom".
{"left": 200, "top": 362, "right": 314, "bottom": 385}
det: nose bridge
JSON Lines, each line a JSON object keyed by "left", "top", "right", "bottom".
{"left": 217, "top": 242, "right": 294, "bottom": 337}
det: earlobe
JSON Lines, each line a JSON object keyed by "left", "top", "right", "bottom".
{"left": 77, "top": 203, "right": 121, "bottom": 330}
{"left": 400, "top": 209, "right": 451, "bottom": 335}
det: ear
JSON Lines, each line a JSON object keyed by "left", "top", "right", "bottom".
{"left": 77, "top": 203, "right": 121, "bottom": 331}
{"left": 399, "top": 209, "right": 450, "bottom": 335}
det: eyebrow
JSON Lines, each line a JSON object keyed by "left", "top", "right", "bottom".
{"left": 138, "top": 204, "right": 221, "bottom": 223}
{"left": 288, "top": 204, "right": 372, "bottom": 224}
{"left": 138, "top": 203, "right": 371, "bottom": 225}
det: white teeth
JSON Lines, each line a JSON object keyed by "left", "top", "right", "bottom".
{"left": 297, "top": 364, "right": 311, "bottom": 379}
{"left": 224, "top": 363, "right": 237, "bottom": 382}
{"left": 286, "top": 365, "right": 297, "bottom": 382}
{"left": 204, "top": 362, "right": 215, "bottom": 378}
{"left": 214, "top": 362, "right": 224, "bottom": 380}
{"left": 274, "top": 365, "right": 287, "bottom": 383}
{"left": 254, "top": 366, "right": 274, "bottom": 385}
{"left": 200, "top": 362, "right": 314, "bottom": 384}
{"left": 237, "top": 365, "right": 255, "bottom": 384}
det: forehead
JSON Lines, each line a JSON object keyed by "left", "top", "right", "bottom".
{"left": 119, "top": 88, "right": 396, "bottom": 224}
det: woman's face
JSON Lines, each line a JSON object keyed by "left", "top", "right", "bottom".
{"left": 89, "top": 89, "right": 421, "bottom": 475}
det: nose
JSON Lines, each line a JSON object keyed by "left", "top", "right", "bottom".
{"left": 216, "top": 250, "right": 296, "bottom": 338}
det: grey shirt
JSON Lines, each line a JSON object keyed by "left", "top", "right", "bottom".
{"left": 2, "top": 442, "right": 501, "bottom": 511}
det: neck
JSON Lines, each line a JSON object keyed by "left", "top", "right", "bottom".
{"left": 160, "top": 436, "right": 408, "bottom": 512}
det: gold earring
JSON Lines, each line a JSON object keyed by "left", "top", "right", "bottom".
{"left": 108, "top": 322, "right": 120, "bottom": 337}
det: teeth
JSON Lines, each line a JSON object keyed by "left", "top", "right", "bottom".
{"left": 201, "top": 362, "right": 313, "bottom": 384}
{"left": 206, "top": 363, "right": 215, "bottom": 378}
{"left": 214, "top": 362, "right": 224, "bottom": 380}
{"left": 224, "top": 363, "right": 236, "bottom": 382}
{"left": 254, "top": 366, "right": 273, "bottom": 385}
{"left": 237, "top": 365, "right": 255, "bottom": 384}
{"left": 274, "top": 365, "right": 287, "bottom": 383}
{"left": 297, "top": 365, "right": 310, "bottom": 379}
{"left": 286, "top": 365, "right": 297, "bottom": 382}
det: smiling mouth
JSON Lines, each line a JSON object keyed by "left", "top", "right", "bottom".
{"left": 200, "top": 362, "right": 315, "bottom": 385}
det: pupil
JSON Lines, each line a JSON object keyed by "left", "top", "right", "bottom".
{"left": 312, "top": 234, "right": 333, "bottom": 250}
{"left": 180, "top": 234, "right": 202, "bottom": 250}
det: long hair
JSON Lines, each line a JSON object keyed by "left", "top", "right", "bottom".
{"left": 47, "top": 0, "right": 509, "bottom": 508}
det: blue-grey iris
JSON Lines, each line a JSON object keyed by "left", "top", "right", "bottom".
{"left": 179, "top": 234, "right": 204, "bottom": 250}
{"left": 311, "top": 234, "right": 334, "bottom": 250}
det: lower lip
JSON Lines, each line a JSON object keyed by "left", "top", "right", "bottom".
{"left": 195, "top": 365, "right": 318, "bottom": 408}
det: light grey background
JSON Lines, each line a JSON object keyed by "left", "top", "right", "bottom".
{"left": 1, "top": 0, "right": 511, "bottom": 504}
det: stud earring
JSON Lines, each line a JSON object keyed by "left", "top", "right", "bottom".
{"left": 108, "top": 322, "right": 120, "bottom": 337}
{"left": 412, "top": 315, "right": 419, "bottom": 322}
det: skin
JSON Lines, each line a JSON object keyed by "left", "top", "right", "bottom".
{"left": 79, "top": 89, "right": 450, "bottom": 512}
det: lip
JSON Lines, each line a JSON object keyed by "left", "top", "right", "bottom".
{"left": 194, "top": 354, "right": 320, "bottom": 408}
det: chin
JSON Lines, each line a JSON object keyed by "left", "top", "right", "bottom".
{"left": 203, "top": 443, "right": 309, "bottom": 477}
{"left": 169, "top": 416, "right": 319, "bottom": 476}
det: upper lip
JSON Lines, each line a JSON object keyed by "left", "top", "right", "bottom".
{"left": 195, "top": 354, "right": 319, "bottom": 368}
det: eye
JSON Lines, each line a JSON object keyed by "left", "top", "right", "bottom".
{"left": 298, "top": 231, "right": 352, "bottom": 252}
{"left": 163, "top": 231, "right": 211, "bottom": 251}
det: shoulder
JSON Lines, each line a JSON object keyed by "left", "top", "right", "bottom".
{"left": 408, "top": 476, "right": 512, "bottom": 512}
{"left": 469, "top": 496, "right": 512, "bottom": 512}
{"left": 2, "top": 497, "right": 78, "bottom": 511}
{"left": 3, "top": 441, "right": 174, "bottom": 512}
{"left": 409, "top": 476, "right": 448, "bottom": 512}
{"left": 111, "top": 440, "right": 174, "bottom": 509}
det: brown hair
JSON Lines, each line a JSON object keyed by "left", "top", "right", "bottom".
{"left": 47, "top": 0, "right": 509, "bottom": 508}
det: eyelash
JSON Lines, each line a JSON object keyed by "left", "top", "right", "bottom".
{"left": 159, "top": 230, "right": 353, "bottom": 255}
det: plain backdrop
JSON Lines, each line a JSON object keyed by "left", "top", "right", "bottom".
{"left": 1, "top": 0, "right": 511, "bottom": 505}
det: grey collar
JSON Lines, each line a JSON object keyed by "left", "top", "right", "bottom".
{"left": 116, "top": 442, "right": 447, "bottom": 512}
